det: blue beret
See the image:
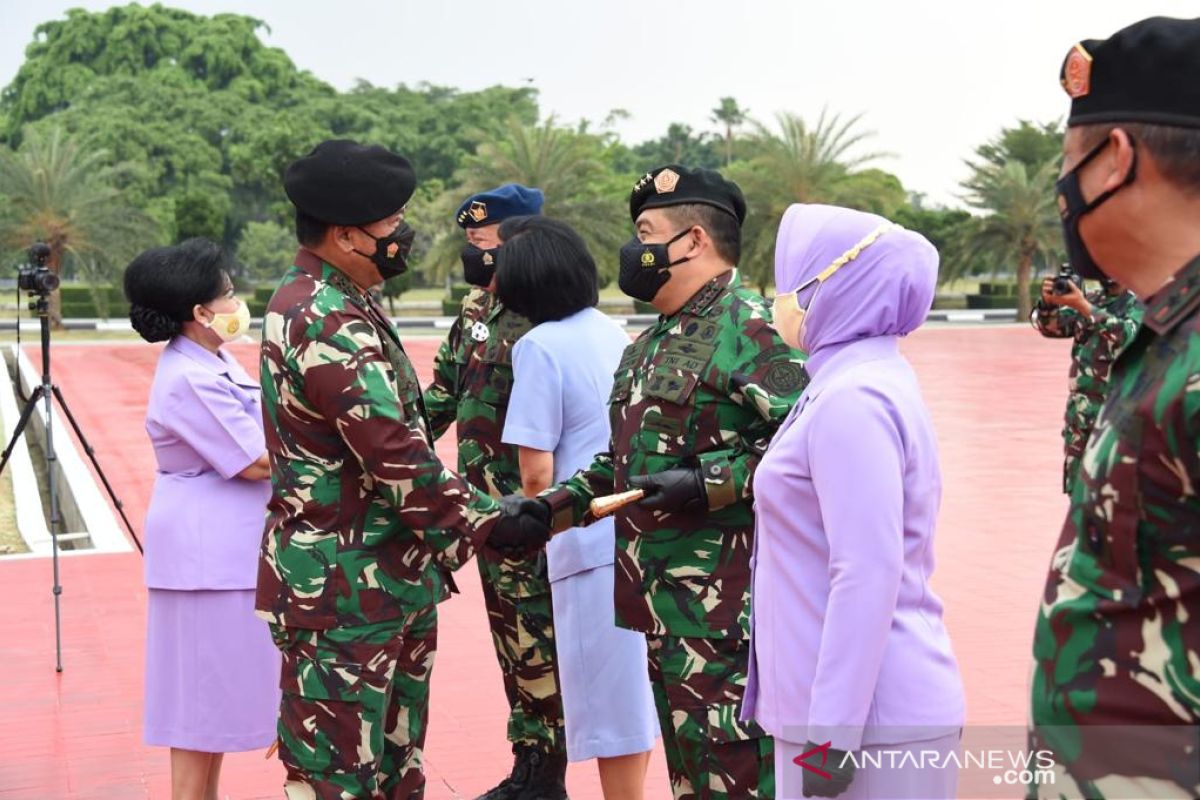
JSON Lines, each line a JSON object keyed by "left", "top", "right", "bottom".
{"left": 284, "top": 139, "right": 415, "bottom": 225}
{"left": 455, "top": 184, "right": 545, "bottom": 228}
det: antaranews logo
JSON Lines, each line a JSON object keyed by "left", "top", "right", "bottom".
{"left": 785, "top": 731, "right": 1061, "bottom": 799}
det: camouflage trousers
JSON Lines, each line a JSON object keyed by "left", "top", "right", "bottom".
{"left": 646, "top": 633, "right": 775, "bottom": 800}
{"left": 477, "top": 547, "right": 565, "bottom": 751}
{"left": 268, "top": 605, "right": 438, "bottom": 800}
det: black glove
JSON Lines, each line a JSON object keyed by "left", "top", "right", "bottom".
{"left": 798, "top": 740, "right": 856, "bottom": 798}
{"left": 628, "top": 467, "right": 706, "bottom": 513}
{"left": 487, "top": 494, "right": 551, "bottom": 554}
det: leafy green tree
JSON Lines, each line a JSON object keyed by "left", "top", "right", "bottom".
{"left": 0, "top": 126, "right": 157, "bottom": 324}
{"left": 711, "top": 97, "right": 748, "bottom": 166}
{"left": 974, "top": 119, "right": 1063, "bottom": 174}
{"left": 624, "top": 123, "right": 722, "bottom": 173}
{"left": 425, "top": 117, "right": 629, "bottom": 286}
{"left": 956, "top": 157, "right": 1062, "bottom": 319}
{"left": 236, "top": 219, "right": 295, "bottom": 283}
{"left": 175, "top": 190, "right": 229, "bottom": 242}
{"left": 729, "top": 109, "right": 889, "bottom": 291}
{"left": 892, "top": 203, "right": 973, "bottom": 285}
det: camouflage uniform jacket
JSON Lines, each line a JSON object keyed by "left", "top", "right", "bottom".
{"left": 256, "top": 250, "right": 500, "bottom": 630}
{"left": 1032, "top": 289, "right": 1143, "bottom": 490}
{"left": 541, "top": 271, "right": 808, "bottom": 640}
{"left": 422, "top": 291, "right": 538, "bottom": 592}
{"left": 1031, "top": 255, "right": 1200, "bottom": 783}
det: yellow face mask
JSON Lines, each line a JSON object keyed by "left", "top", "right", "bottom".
{"left": 770, "top": 222, "right": 897, "bottom": 353}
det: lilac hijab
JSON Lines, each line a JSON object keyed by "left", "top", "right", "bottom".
{"left": 775, "top": 204, "right": 938, "bottom": 359}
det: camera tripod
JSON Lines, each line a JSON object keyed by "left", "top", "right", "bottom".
{"left": 0, "top": 284, "right": 142, "bottom": 673}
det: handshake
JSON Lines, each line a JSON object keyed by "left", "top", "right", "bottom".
{"left": 484, "top": 466, "right": 709, "bottom": 554}
{"left": 486, "top": 495, "right": 554, "bottom": 554}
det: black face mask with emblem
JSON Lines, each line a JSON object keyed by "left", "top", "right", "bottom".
{"left": 617, "top": 229, "right": 693, "bottom": 302}
{"left": 354, "top": 222, "right": 416, "bottom": 280}
{"left": 460, "top": 242, "right": 500, "bottom": 287}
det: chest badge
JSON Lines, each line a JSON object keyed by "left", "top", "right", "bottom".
{"left": 470, "top": 321, "right": 490, "bottom": 342}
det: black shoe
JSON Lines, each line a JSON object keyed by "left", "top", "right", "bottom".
{"left": 475, "top": 743, "right": 568, "bottom": 800}
{"left": 513, "top": 745, "right": 567, "bottom": 800}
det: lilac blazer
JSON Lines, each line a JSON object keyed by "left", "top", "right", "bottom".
{"left": 142, "top": 336, "right": 269, "bottom": 591}
{"left": 741, "top": 336, "right": 964, "bottom": 751}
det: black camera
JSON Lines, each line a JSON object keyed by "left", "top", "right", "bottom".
{"left": 1052, "top": 263, "right": 1078, "bottom": 295}
{"left": 17, "top": 242, "right": 60, "bottom": 296}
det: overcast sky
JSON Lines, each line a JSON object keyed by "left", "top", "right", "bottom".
{"left": 1, "top": 0, "right": 1196, "bottom": 207}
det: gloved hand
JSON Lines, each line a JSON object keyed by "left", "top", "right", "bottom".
{"left": 628, "top": 467, "right": 706, "bottom": 513}
{"left": 797, "top": 740, "right": 856, "bottom": 798}
{"left": 487, "top": 494, "right": 551, "bottom": 554}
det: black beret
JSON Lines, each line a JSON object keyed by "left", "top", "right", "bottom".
{"left": 284, "top": 139, "right": 416, "bottom": 225}
{"left": 1061, "top": 16, "right": 1200, "bottom": 129}
{"left": 629, "top": 164, "right": 747, "bottom": 225}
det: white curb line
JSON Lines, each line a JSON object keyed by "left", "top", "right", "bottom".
{"left": 9, "top": 346, "right": 133, "bottom": 556}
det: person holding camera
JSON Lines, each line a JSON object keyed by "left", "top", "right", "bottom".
{"left": 1030, "top": 269, "right": 1141, "bottom": 493}
{"left": 124, "top": 238, "right": 279, "bottom": 800}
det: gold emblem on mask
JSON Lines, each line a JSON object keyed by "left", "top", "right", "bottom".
{"left": 653, "top": 168, "right": 680, "bottom": 194}
{"left": 468, "top": 201, "right": 488, "bottom": 223}
{"left": 482, "top": 252, "right": 494, "bottom": 266}
{"left": 386, "top": 243, "right": 399, "bottom": 258}
{"left": 226, "top": 319, "right": 239, "bottom": 335}
{"left": 640, "top": 251, "right": 656, "bottom": 267}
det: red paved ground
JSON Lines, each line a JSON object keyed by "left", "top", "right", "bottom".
{"left": 0, "top": 326, "right": 1070, "bottom": 799}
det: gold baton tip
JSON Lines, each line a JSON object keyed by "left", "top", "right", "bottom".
{"left": 589, "top": 488, "right": 646, "bottom": 517}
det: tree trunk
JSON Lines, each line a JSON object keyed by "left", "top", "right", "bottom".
{"left": 1016, "top": 251, "right": 1033, "bottom": 321}
{"left": 46, "top": 240, "right": 65, "bottom": 330}
{"left": 725, "top": 127, "right": 733, "bottom": 166}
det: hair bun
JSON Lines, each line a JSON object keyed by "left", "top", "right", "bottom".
{"left": 129, "top": 303, "right": 181, "bottom": 343}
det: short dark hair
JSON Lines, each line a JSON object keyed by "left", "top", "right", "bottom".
{"left": 295, "top": 208, "right": 331, "bottom": 247}
{"left": 495, "top": 216, "right": 599, "bottom": 324}
{"left": 123, "top": 238, "right": 231, "bottom": 342}
{"left": 660, "top": 203, "right": 741, "bottom": 264}
{"left": 1078, "top": 122, "right": 1200, "bottom": 196}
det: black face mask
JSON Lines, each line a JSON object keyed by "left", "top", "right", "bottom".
{"left": 1055, "top": 137, "right": 1137, "bottom": 280}
{"left": 461, "top": 242, "right": 500, "bottom": 287}
{"left": 354, "top": 222, "right": 416, "bottom": 280}
{"left": 617, "top": 229, "right": 693, "bottom": 302}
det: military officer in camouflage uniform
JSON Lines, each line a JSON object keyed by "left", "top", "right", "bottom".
{"left": 1030, "top": 18, "right": 1200, "bottom": 797}
{"left": 422, "top": 184, "right": 569, "bottom": 800}
{"left": 256, "top": 140, "right": 541, "bottom": 799}
{"left": 1030, "top": 274, "right": 1142, "bottom": 493}
{"left": 500, "top": 165, "right": 808, "bottom": 799}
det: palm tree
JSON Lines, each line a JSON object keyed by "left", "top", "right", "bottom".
{"left": 711, "top": 97, "right": 747, "bottom": 166}
{"left": 0, "top": 126, "right": 158, "bottom": 325}
{"left": 423, "top": 117, "right": 629, "bottom": 286}
{"left": 955, "top": 156, "right": 1062, "bottom": 320}
{"left": 730, "top": 109, "right": 887, "bottom": 292}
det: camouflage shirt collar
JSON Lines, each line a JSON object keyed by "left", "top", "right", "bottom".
{"left": 1142, "top": 253, "right": 1200, "bottom": 336}
{"left": 674, "top": 268, "right": 738, "bottom": 319}
{"left": 294, "top": 248, "right": 370, "bottom": 309}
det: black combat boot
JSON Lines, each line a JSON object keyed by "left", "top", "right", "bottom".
{"left": 513, "top": 743, "right": 568, "bottom": 800}
{"left": 474, "top": 743, "right": 568, "bottom": 800}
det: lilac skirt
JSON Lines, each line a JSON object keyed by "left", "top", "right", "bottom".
{"left": 144, "top": 588, "right": 280, "bottom": 752}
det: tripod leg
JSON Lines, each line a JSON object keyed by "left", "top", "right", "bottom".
{"left": 0, "top": 385, "right": 45, "bottom": 477}
{"left": 50, "top": 385, "right": 144, "bottom": 555}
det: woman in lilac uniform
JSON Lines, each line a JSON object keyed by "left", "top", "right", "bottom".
{"left": 124, "top": 239, "right": 279, "bottom": 800}
{"left": 741, "top": 205, "right": 965, "bottom": 800}
{"left": 496, "top": 216, "right": 660, "bottom": 800}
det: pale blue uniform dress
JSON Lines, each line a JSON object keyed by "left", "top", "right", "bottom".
{"left": 502, "top": 307, "right": 660, "bottom": 761}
